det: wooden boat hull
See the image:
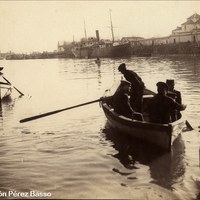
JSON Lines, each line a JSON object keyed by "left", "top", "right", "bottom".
{"left": 102, "top": 103, "right": 186, "bottom": 150}
{"left": 101, "top": 81, "right": 187, "bottom": 151}
{"left": 0, "top": 86, "right": 12, "bottom": 102}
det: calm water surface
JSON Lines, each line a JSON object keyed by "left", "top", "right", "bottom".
{"left": 0, "top": 56, "right": 200, "bottom": 199}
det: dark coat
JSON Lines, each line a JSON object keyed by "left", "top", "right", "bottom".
{"left": 167, "top": 89, "right": 182, "bottom": 104}
{"left": 122, "top": 70, "right": 144, "bottom": 112}
{"left": 112, "top": 88, "right": 133, "bottom": 118}
{"left": 147, "top": 94, "right": 184, "bottom": 124}
{"left": 167, "top": 89, "right": 182, "bottom": 121}
{"left": 123, "top": 70, "right": 144, "bottom": 88}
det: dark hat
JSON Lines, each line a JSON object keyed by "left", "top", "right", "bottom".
{"left": 120, "top": 80, "right": 131, "bottom": 87}
{"left": 118, "top": 63, "right": 126, "bottom": 71}
{"left": 156, "top": 81, "right": 168, "bottom": 90}
{"left": 166, "top": 79, "right": 175, "bottom": 85}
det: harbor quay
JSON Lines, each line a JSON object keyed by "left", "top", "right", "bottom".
{"left": 1, "top": 13, "right": 200, "bottom": 60}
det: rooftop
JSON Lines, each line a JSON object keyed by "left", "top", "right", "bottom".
{"left": 187, "top": 13, "right": 200, "bottom": 20}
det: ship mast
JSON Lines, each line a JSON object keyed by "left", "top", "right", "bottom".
{"left": 109, "top": 9, "right": 115, "bottom": 42}
{"left": 84, "top": 19, "right": 87, "bottom": 40}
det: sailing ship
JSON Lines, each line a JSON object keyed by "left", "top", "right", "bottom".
{"left": 72, "top": 10, "right": 132, "bottom": 58}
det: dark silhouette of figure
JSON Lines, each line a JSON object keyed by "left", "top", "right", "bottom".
{"left": 147, "top": 82, "right": 186, "bottom": 124}
{"left": 118, "top": 63, "right": 144, "bottom": 112}
{"left": 112, "top": 80, "right": 133, "bottom": 118}
{"left": 0, "top": 67, "right": 11, "bottom": 86}
{"left": 166, "top": 79, "right": 182, "bottom": 104}
{"left": 112, "top": 80, "right": 144, "bottom": 121}
{"left": 95, "top": 57, "right": 101, "bottom": 66}
{"left": 166, "top": 79, "right": 182, "bottom": 121}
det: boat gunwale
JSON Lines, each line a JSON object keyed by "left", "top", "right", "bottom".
{"left": 102, "top": 102, "right": 187, "bottom": 150}
{"left": 102, "top": 103, "right": 176, "bottom": 130}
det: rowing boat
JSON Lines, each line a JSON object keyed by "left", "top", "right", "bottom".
{"left": 0, "top": 72, "right": 12, "bottom": 101}
{"left": 101, "top": 81, "right": 187, "bottom": 151}
{"left": 0, "top": 85, "right": 12, "bottom": 101}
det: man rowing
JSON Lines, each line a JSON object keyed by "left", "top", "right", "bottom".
{"left": 112, "top": 80, "right": 143, "bottom": 121}
{"left": 147, "top": 82, "right": 186, "bottom": 124}
{"left": 166, "top": 79, "right": 182, "bottom": 121}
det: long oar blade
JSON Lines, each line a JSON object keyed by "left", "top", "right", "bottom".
{"left": 2, "top": 76, "right": 24, "bottom": 96}
{"left": 186, "top": 120, "right": 193, "bottom": 131}
{"left": 20, "top": 98, "right": 101, "bottom": 123}
{"left": 13, "top": 86, "right": 24, "bottom": 96}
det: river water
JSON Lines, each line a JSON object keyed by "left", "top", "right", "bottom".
{"left": 0, "top": 56, "right": 199, "bottom": 199}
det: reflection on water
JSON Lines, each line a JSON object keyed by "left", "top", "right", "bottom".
{"left": 0, "top": 56, "right": 199, "bottom": 199}
{"left": 150, "top": 135, "right": 186, "bottom": 190}
{"left": 102, "top": 124, "right": 185, "bottom": 190}
{"left": 0, "top": 101, "right": 2, "bottom": 128}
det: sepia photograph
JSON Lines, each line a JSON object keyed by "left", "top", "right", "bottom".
{"left": 0, "top": 1, "right": 200, "bottom": 199}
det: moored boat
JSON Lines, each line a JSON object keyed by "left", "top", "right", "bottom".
{"left": 101, "top": 82, "right": 187, "bottom": 151}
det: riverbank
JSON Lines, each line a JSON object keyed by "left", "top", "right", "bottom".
{"left": 132, "top": 42, "right": 200, "bottom": 57}
{"left": 2, "top": 42, "right": 200, "bottom": 60}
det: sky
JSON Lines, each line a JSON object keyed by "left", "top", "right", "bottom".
{"left": 0, "top": 1, "right": 200, "bottom": 53}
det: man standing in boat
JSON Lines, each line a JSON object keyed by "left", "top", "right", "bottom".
{"left": 147, "top": 82, "right": 186, "bottom": 124}
{"left": 118, "top": 63, "right": 145, "bottom": 112}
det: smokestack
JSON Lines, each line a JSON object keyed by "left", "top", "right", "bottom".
{"left": 96, "top": 30, "right": 100, "bottom": 41}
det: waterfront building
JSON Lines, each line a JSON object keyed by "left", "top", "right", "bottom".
{"left": 137, "top": 13, "right": 200, "bottom": 47}
{"left": 170, "top": 13, "right": 200, "bottom": 44}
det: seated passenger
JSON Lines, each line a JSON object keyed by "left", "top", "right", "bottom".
{"left": 166, "top": 79, "right": 182, "bottom": 121}
{"left": 113, "top": 80, "right": 143, "bottom": 121}
{"left": 147, "top": 82, "right": 186, "bottom": 124}
{"left": 166, "top": 79, "right": 182, "bottom": 104}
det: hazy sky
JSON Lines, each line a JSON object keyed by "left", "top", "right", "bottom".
{"left": 0, "top": 1, "right": 200, "bottom": 53}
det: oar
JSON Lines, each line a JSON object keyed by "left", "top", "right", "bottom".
{"left": 2, "top": 76, "right": 24, "bottom": 96}
{"left": 20, "top": 98, "right": 106, "bottom": 123}
{"left": 186, "top": 120, "right": 193, "bottom": 131}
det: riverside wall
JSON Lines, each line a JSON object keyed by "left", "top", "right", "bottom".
{"left": 131, "top": 42, "right": 200, "bottom": 57}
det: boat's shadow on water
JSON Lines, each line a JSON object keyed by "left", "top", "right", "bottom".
{"left": 101, "top": 123, "right": 186, "bottom": 190}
